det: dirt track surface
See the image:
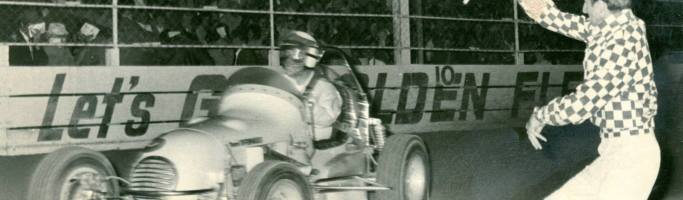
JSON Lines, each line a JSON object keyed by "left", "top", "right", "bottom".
{"left": 420, "top": 122, "right": 683, "bottom": 200}
{"left": 1, "top": 122, "right": 681, "bottom": 200}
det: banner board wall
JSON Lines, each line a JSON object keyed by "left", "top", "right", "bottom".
{"left": 0, "top": 65, "right": 583, "bottom": 155}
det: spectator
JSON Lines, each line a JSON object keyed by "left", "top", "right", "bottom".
{"left": 275, "top": 16, "right": 296, "bottom": 43}
{"left": 305, "top": 18, "right": 322, "bottom": 37}
{"left": 368, "top": 22, "right": 391, "bottom": 47}
{"left": 424, "top": 36, "right": 435, "bottom": 63}
{"left": 532, "top": 52, "right": 551, "bottom": 65}
{"left": 195, "top": 13, "right": 212, "bottom": 44}
{"left": 119, "top": 10, "right": 157, "bottom": 43}
{"left": 467, "top": 23, "right": 486, "bottom": 49}
{"left": 325, "top": 0, "right": 347, "bottom": 13}
{"left": 43, "top": 22, "right": 75, "bottom": 65}
{"left": 207, "top": 24, "right": 236, "bottom": 65}
{"left": 302, "top": 0, "right": 324, "bottom": 12}
{"left": 73, "top": 22, "right": 107, "bottom": 66}
{"left": 497, "top": 25, "right": 515, "bottom": 50}
{"left": 150, "top": 12, "right": 168, "bottom": 36}
{"left": 328, "top": 19, "right": 350, "bottom": 45}
{"left": 368, "top": 0, "right": 390, "bottom": 14}
{"left": 218, "top": 13, "right": 242, "bottom": 40}
{"left": 9, "top": 8, "right": 48, "bottom": 66}
{"left": 294, "top": 17, "right": 307, "bottom": 32}
{"left": 369, "top": 51, "right": 389, "bottom": 65}
{"left": 278, "top": 0, "right": 299, "bottom": 12}
{"left": 358, "top": 49, "right": 388, "bottom": 65}
{"left": 158, "top": 12, "right": 213, "bottom": 65}
{"left": 235, "top": 24, "right": 267, "bottom": 65}
{"left": 118, "top": 10, "right": 160, "bottom": 65}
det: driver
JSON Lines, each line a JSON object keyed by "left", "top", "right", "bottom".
{"left": 279, "top": 30, "right": 342, "bottom": 141}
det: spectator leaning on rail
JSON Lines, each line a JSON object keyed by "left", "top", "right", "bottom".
{"left": 520, "top": 0, "right": 659, "bottom": 199}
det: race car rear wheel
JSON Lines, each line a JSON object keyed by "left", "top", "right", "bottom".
{"left": 373, "top": 134, "right": 430, "bottom": 200}
{"left": 26, "top": 146, "right": 119, "bottom": 200}
{"left": 237, "top": 161, "right": 313, "bottom": 200}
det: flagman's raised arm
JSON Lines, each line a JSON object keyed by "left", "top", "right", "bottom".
{"left": 519, "top": 0, "right": 590, "bottom": 42}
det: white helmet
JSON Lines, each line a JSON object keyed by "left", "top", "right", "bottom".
{"left": 279, "top": 31, "right": 324, "bottom": 68}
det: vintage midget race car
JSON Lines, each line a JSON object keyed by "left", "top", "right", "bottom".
{"left": 122, "top": 47, "right": 431, "bottom": 200}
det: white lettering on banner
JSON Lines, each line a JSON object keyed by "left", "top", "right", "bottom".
{"left": 0, "top": 65, "right": 583, "bottom": 155}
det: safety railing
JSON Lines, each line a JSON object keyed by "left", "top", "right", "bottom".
{"left": 0, "top": 0, "right": 680, "bottom": 67}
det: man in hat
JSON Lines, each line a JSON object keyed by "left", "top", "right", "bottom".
{"left": 279, "top": 30, "right": 342, "bottom": 141}
{"left": 520, "top": 0, "right": 659, "bottom": 199}
{"left": 9, "top": 8, "right": 48, "bottom": 66}
{"left": 43, "top": 22, "right": 75, "bottom": 66}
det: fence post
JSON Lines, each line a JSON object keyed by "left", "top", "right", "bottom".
{"left": 110, "top": 0, "right": 120, "bottom": 67}
{"left": 413, "top": 0, "right": 423, "bottom": 64}
{"left": 513, "top": 0, "right": 523, "bottom": 65}
{"left": 268, "top": 0, "right": 277, "bottom": 68}
{"left": 393, "top": 0, "right": 411, "bottom": 65}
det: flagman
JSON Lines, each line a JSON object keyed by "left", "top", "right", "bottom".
{"left": 520, "top": 0, "right": 660, "bottom": 199}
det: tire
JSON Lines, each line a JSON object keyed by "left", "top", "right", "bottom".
{"left": 26, "top": 146, "right": 120, "bottom": 200}
{"left": 373, "top": 134, "right": 431, "bottom": 200}
{"left": 237, "top": 161, "right": 314, "bottom": 200}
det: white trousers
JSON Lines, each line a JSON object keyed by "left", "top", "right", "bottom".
{"left": 546, "top": 133, "right": 660, "bottom": 200}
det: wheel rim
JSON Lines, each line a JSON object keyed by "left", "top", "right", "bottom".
{"left": 404, "top": 152, "right": 427, "bottom": 200}
{"left": 59, "top": 166, "right": 109, "bottom": 200}
{"left": 267, "top": 179, "right": 304, "bottom": 200}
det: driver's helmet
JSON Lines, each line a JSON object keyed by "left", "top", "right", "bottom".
{"left": 279, "top": 31, "right": 324, "bottom": 68}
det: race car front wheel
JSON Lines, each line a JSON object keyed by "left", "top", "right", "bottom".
{"left": 26, "top": 147, "right": 119, "bottom": 200}
{"left": 373, "top": 134, "right": 431, "bottom": 200}
{"left": 237, "top": 161, "right": 314, "bottom": 200}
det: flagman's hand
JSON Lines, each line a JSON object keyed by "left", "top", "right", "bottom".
{"left": 518, "top": 0, "right": 552, "bottom": 21}
{"left": 526, "top": 106, "right": 547, "bottom": 150}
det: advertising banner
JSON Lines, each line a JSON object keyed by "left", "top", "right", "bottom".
{"left": 0, "top": 65, "right": 583, "bottom": 155}
{"left": 357, "top": 64, "right": 584, "bottom": 132}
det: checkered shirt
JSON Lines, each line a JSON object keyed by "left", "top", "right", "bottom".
{"left": 533, "top": 5, "right": 657, "bottom": 138}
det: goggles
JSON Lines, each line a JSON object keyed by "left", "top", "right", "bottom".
{"left": 281, "top": 46, "right": 324, "bottom": 60}
{"left": 280, "top": 45, "right": 324, "bottom": 68}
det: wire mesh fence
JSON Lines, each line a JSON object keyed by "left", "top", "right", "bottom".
{"left": 0, "top": 0, "right": 682, "bottom": 66}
